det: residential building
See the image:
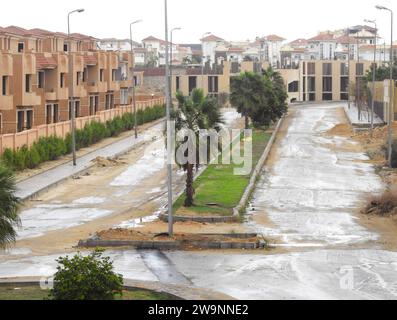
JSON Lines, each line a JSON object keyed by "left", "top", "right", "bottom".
{"left": 0, "top": 25, "right": 134, "bottom": 134}
{"left": 201, "top": 34, "right": 226, "bottom": 65}
{"left": 280, "top": 60, "right": 372, "bottom": 103}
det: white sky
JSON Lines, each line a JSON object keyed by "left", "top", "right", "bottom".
{"left": 1, "top": 0, "right": 396, "bottom": 44}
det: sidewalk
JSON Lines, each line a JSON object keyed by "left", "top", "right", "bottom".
{"left": 344, "top": 102, "right": 384, "bottom": 127}
{"left": 16, "top": 121, "right": 164, "bottom": 201}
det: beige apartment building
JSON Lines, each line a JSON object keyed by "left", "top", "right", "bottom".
{"left": 172, "top": 61, "right": 267, "bottom": 99}
{"left": 279, "top": 60, "right": 372, "bottom": 103}
{"left": 0, "top": 26, "right": 133, "bottom": 134}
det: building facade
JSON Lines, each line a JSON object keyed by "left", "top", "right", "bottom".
{"left": 0, "top": 26, "right": 134, "bottom": 134}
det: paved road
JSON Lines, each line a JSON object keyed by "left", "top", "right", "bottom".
{"left": 2, "top": 103, "right": 397, "bottom": 300}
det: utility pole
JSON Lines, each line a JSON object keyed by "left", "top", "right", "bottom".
{"left": 376, "top": 5, "right": 394, "bottom": 168}
{"left": 347, "top": 28, "right": 351, "bottom": 109}
{"left": 170, "top": 27, "right": 181, "bottom": 105}
{"left": 364, "top": 19, "right": 377, "bottom": 137}
{"left": 164, "top": 0, "right": 173, "bottom": 237}
{"left": 67, "top": 8, "right": 84, "bottom": 166}
{"left": 130, "top": 20, "right": 142, "bottom": 139}
{"left": 201, "top": 32, "right": 211, "bottom": 91}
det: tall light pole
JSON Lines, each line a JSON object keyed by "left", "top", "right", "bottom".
{"left": 201, "top": 32, "right": 211, "bottom": 90}
{"left": 347, "top": 28, "right": 352, "bottom": 109}
{"left": 364, "top": 19, "right": 378, "bottom": 137}
{"left": 169, "top": 27, "right": 181, "bottom": 104}
{"left": 164, "top": 0, "right": 173, "bottom": 237}
{"left": 67, "top": 8, "right": 84, "bottom": 166}
{"left": 376, "top": 5, "right": 394, "bottom": 168}
{"left": 130, "top": 20, "right": 142, "bottom": 139}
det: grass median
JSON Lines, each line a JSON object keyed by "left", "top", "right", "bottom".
{"left": 173, "top": 129, "right": 271, "bottom": 217}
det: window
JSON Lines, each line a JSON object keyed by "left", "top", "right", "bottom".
{"left": 120, "top": 89, "right": 129, "bottom": 105}
{"left": 322, "top": 77, "right": 332, "bottom": 92}
{"left": 83, "top": 68, "right": 87, "bottom": 82}
{"left": 308, "top": 77, "right": 316, "bottom": 92}
{"left": 307, "top": 62, "right": 315, "bottom": 75}
{"left": 60, "top": 73, "right": 65, "bottom": 88}
{"left": 17, "top": 110, "right": 24, "bottom": 132}
{"left": 26, "top": 110, "right": 33, "bottom": 130}
{"left": 105, "top": 93, "right": 114, "bottom": 110}
{"left": 188, "top": 76, "right": 197, "bottom": 94}
{"left": 208, "top": 76, "right": 219, "bottom": 93}
{"left": 176, "top": 76, "right": 180, "bottom": 91}
{"left": 63, "top": 43, "right": 68, "bottom": 52}
{"left": 18, "top": 42, "right": 24, "bottom": 53}
{"left": 38, "top": 71, "right": 45, "bottom": 89}
{"left": 322, "top": 63, "right": 332, "bottom": 76}
{"left": 53, "top": 104, "right": 59, "bottom": 123}
{"left": 25, "top": 74, "right": 32, "bottom": 93}
{"left": 100, "top": 69, "right": 105, "bottom": 82}
{"left": 340, "top": 63, "right": 349, "bottom": 76}
{"left": 90, "top": 95, "right": 99, "bottom": 114}
{"left": 288, "top": 81, "right": 299, "bottom": 93}
{"left": 46, "top": 105, "right": 52, "bottom": 124}
{"left": 340, "top": 77, "right": 349, "bottom": 93}
{"left": 69, "top": 101, "right": 80, "bottom": 120}
{"left": 2, "top": 76, "right": 8, "bottom": 95}
{"left": 356, "top": 63, "right": 364, "bottom": 76}
{"left": 112, "top": 69, "right": 117, "bottom": 82}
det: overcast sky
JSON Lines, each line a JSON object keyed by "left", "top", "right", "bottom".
{"left": 1, "top": 0, "right": 396, "bottom": 44}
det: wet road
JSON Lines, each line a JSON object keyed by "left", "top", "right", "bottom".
{"left": 1, "top": 103, "right": 397, "bottom": 300}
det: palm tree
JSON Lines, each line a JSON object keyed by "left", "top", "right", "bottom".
{"left": 0, "top": 164, "right": 21, "bottom": 248}
{"left": 173, "top": 89, "right": 223, "bottom": 207}
{"left": 230, "top": 72, "right": 265, "bottom": 129}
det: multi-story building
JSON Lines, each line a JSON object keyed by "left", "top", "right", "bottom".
{"left": 0, "top": 25, "right": 134, "bottom": 134}
{"left": 280, "top": 60, "right": 372, "bottom": 103}
{"left": 201, "top": 34, "right": 226, "bottom": 65}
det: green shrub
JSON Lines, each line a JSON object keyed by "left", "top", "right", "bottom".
{"left": 26, "top": 145, "right": 41, "bottom": 169}
{"left": 1, "top": 149, "right": 14, "bottom": 169}
{"left": 0, "top": 104, "right": 166, "bottom": 172}
{"left": 49, "top": 249, "right": 123, "bottom": 301}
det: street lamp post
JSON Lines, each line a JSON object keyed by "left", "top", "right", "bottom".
{"left": 201, "top": 32, "right": 211, "bottom": 90}
{"left": 347, "top": 28, "right": 351, "bottom": 109}
{"left": 164, "top": 0, "right": 173, "bottom": 237}
{"left": 376, "top": 5, "right": 394, "bottom": 168}
{"left": 67, "top": 8, "right": 84, "bottom": 167}
{"left": 130, "top": 20, "right": 142, "bottom": 139}
{"left": 364, "top": 19, "right": 378, "bottom": 137}
{"left": 170, "top": 27, "right": 181, "bottom": 104}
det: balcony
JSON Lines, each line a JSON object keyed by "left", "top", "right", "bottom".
{"left": 87, "top": 81, "right": 107, "bottom": 94}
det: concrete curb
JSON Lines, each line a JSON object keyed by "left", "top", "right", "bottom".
{"left": 159, "top": 214, "right": 238, "bottom": 224}
{"left": 78, "top": 233, "right": 267, "bottom": 251}
{"left": 18, "top": 118, "right": 166, "bottom": 201}
{"left": 233, "top": 116, "right": 285, "bottom": 217}
{"left": 0, "top": 277, "right": 235, "bottom": 300}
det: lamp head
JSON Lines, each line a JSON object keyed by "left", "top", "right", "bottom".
{"left": 77, "top": 9, "right": 84, "bottom": 13}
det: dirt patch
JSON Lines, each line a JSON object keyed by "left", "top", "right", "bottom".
{"left": 362, "top": 191, "right": 397, "bottom": 217}
{"left": 92, "top": 156, "right": 126, "bottom": 168}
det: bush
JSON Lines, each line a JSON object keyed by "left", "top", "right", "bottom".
{"left": 25, "top": 145, "right": 41, "bottom": 169}
{"left": 0, "top": 104, "right": 166, "bottom": 172}
{"left": 49, "top": 249, "right": 123, "bottom": 301}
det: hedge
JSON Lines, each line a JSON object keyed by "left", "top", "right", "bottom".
{"left": 1, "top": 104, "right": 165, "bottom": 172}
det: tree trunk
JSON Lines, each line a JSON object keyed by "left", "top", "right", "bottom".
{"left": 245, "top": 113, "right": 249, "bottom": 130}
{"left": 184, "top": 163, "right": 195, "bottom": 207}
